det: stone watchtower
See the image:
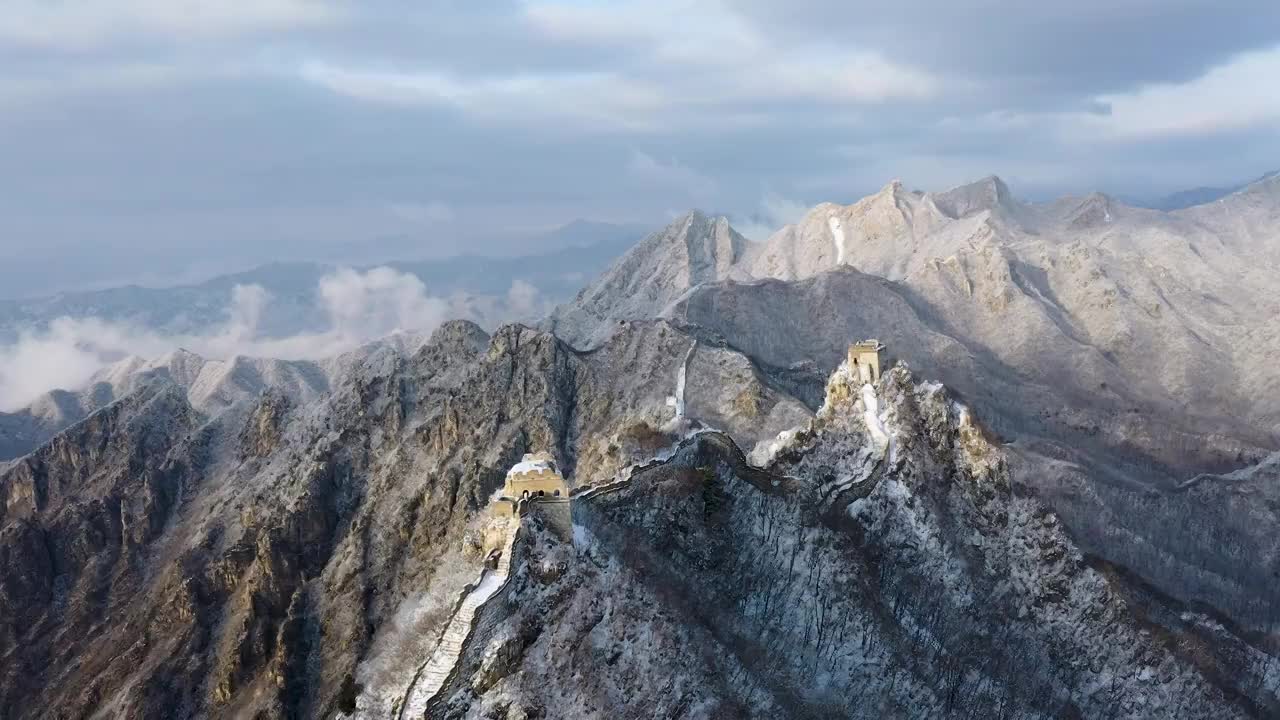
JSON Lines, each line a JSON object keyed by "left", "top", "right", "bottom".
{"left": 849, "top": 340, "right": 885, "bottom": 383}
{"left": 502, "top": 451, "right": 568, "bottom": 500}
{"left": 490, "top": 452, "right": 572, "bottom": 537}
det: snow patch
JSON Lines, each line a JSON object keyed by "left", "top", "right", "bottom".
{"left": 748, "top": 427, "right": 802, "bottom": 467}
{"left": 674, "top": 340, "right": 695, "bottom": 420}
{"left": 508, "top": 457, "right": 555, "bottom": 476}
{"left": 861, "top": 384, "right": 889, "bottom": 449}
{"left": 660, "top": 341, "right": 697, "bottom": 434}
{"left": 828, "top": 215, "right": 847, "bottom": 265}
{"left": 572, "top": 523, "right": 596, "bottom": 551}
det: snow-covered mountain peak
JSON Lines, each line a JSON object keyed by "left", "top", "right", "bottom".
{"left": 544, "top": 211, "right": 748, "bottom": 348}
{"left": 926, "top": 174, "right": 1016, "bottom": 220}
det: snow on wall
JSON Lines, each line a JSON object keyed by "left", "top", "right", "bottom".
{"left": 508, "top": 457, "right": 555, "bottom": 477}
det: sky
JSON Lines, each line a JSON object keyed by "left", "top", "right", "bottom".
{"left": 2, "top": 0, "right": 1280, "bottom": 295}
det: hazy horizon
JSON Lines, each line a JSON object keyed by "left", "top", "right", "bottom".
{"left": 3, "top": 1, "right": 1280, "bottom": 295}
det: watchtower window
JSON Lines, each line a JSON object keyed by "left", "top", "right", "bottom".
{"left": 537, "top": 490, "right": 546, "bottom": 497}
{"left": 553, "top": 489, "right": 561, "bottom": 497}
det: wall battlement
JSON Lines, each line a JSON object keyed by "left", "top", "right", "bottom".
{"left": 501, "top": 451, "right": 569, "bottom": 500}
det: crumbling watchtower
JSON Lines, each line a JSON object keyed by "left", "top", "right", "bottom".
{"left": 849, "top": 340, "right": 885, "bottom": 383}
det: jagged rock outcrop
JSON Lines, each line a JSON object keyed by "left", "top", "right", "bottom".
{"left": 0, "top": 316, "right": 815, "bottom": 718}
{"left": 431, "top": 366, "right": 1278, "bottom": 718}
{"left": 546, "top": 174, "right": 1280, "bottom": 637}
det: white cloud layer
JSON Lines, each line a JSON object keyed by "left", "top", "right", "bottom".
{"left": 736, "top": 192, "right": 812, "bottom": 240}
{"left": 523, "top": 0, "right": 938, "bottom": 104}
{"left": 0, "top": 0, "right": 339, "bottom": 49}
{"left": 627, "top": 150, "right": 718, "bottom": 200}
{"left": 297, "top": 1, "right": 936, "bottom": 130}
{"left": 0, "top": 267, "right": 458, "bottom": 411}
{"left": 297, "top": 61, "right": 667, "bottom": 129}
{"left": 1090, "top": 45, "right": 1280, "bottom": 138}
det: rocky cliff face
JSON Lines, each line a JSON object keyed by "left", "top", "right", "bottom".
{"left": 0, "top": 316, "right": 817, "bottom": 719}
{"left": 545, "top": 175, "right": 1280, "bottom": 641}
{"left": 552, "top": 176, "right": 1280, "bottom": 452}
{"left": 427, "top": 365, "right": 1278, "bottom": 719}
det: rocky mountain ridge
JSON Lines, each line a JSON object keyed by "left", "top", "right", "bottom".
{"left": 543, "top": 173, "right": 1280, "bottom": 644}
{"left": 429, "top": 361, "right": 1278, "bottom": 718}
{"left": 0, "top": 315, "right": 818, "bottom": 718}
{"left": 0, "top": 174, "right": 1277, "bottom": 719}
{"left": 551, "top": 174, "right": 1280, "bottom": 462}
{"left": 0, "top": 335, "right": 426, "bottom": 463}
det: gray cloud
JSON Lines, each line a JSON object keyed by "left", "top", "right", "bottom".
{"left": 732, "top": 0, "right": 1280, "bottom": 96}
{"left": 0, "top": 0, "right": 338, "bottom": 50}
{"left": 2, "top": 1, "right": 1279, "bottom": 296}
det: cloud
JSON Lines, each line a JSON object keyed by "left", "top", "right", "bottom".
{"left": 523, "top": 0, "right": 939, "bottom": 105}
{"left": 1087, "top": 45, "right": 1280, "bottom": 138}
{"left": 0, "top": 0, "right": 339, "bottom": 49}
{"left": 0, "top": 266, "right": 455, "bottom": 410}
{"left": 388, "top": 200, "right": 454, "bottom": 224}
{"left": 318, "top": 266, "right": 450, "bottom": 341}
{"left": 4, "top": 0, "right": 1280, "bottom": 288}
{"left": 297, "top": 60, "right": 667, "bottom": 129}
{"left": 731, "top": 0, "right": 1280, "bottom": 100}
{"left": 505, "top": 279, "right": 545, "bottom": 319}
{"left": 298, "top": 2, "right": 937, "bottom": 130}
{"left": 0, "top": 62, "right": 195, "bottom": 106}
{"left": 735, "top": 191, "right": 812, "bottom": 240}
{"left": 524, "top": 0, "right": 934, "bottom": 100}
{"left": 627, "top": 150, "right": 718, "bottom": 200}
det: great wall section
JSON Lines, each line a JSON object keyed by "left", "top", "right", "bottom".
{"left": 381, "top": 341, "right": 891, "bottom": 718}
{"left": 390, "top": 452, "right": 639, "bottom": 719}
{"left": 395, "top": 515, "right": 521, "bottom": 720}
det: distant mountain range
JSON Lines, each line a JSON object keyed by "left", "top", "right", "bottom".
{"left": 0, "top": 220, "right": 646, "bottom": 343}
{"left": 552, "top": 173, "right": 1280, "bottom": 462}
{"left": 546, "top": 170, "right": 1280, "bottom": 649}
{"left": 1132, "top": 169, "right": 1280, "bottom": 210}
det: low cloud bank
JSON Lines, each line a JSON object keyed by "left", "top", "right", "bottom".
{"left": 0, "top": 266, "right": 543, "bottom": 411}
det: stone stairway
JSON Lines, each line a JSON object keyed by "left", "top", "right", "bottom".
{"left": 399, "top": 517, "right": 519, "bottom": 719}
